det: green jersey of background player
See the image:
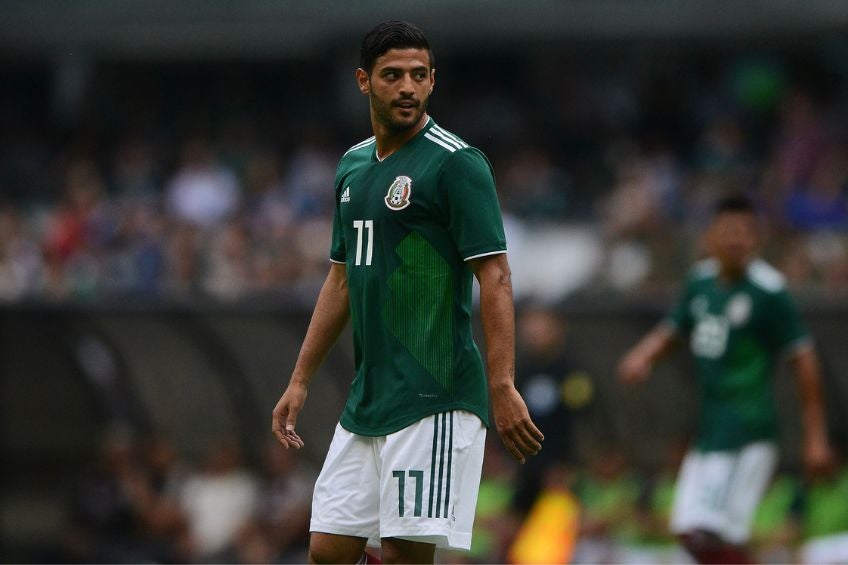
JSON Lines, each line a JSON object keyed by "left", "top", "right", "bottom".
{"left": 618, "top": 194, "right": 834, "bottom": 565}
{"left": 272, "top": 20, "right": 543, "bottom": 564}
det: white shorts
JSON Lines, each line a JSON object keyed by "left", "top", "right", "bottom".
{"left": 309, "top": 410, "right": 486, "bottom": 550}
{"left": 670, "top": 442, "right": 777, "bottom": 544}
{"left": 801, "top": 533, "right": 848, "bottom": 565}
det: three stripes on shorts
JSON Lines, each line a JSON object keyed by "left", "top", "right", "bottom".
{"left": 428, "top": 411, "right": 454, "bottom": 518}
{"left": 392, "top": 411, "right": 454, "bottom": 519}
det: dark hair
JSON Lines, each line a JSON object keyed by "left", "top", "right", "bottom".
{"left": 714, "top": 193, "right": 757, "bottom": 216}
{"left": 360, "top": 20, "right": 433, "bottom": 74}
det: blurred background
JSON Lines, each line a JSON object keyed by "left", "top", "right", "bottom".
{"left": 1, "top": 1, "right": 847, "bottom": 563}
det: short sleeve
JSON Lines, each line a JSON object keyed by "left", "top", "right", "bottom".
{"left": 329, "top": 175, "right": 346, "bottom": 263}
{"left": 763, "top": 289, "right": 810, "bottom": 353}
{"left": 439, "top": 148, "right": 507, "bottom": 260}
{"left": 666, "top": 279, "right": 695, "bottom": 336}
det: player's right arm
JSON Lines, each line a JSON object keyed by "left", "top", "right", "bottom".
{"left": 617, "top": 323, "right": 678, "bottom": 385}
{"left": 620, "top": 269, "right": 695, "bottom": 385}
{"left": 272, "top": 262, "right": 350, "bottom": 449}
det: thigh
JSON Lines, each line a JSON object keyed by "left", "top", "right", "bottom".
{"left": 670, "top": 448, "right": 732, "bottom": 536}
{"left": 378, "top": 410, "right": 486, "bottom": 550}
{"left": 722, "top": 442, "right": 777, "bottom": 543}
{"left": 310, "top": 423, "right": 381, "bottom": 546}
{"left": 670, "top": 443, "right": 777, "bottom": 544}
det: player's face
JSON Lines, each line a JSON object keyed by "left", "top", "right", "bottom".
{"left": 707, "top": 211, "right": 759, "bottom": 275}
{"left": 358, "top": 48, "right": 434, "bottom": 133}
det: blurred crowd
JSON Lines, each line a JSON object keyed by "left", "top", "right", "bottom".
{"left": 1, "top": 48, "right": 847, "bottom": 303}
{"left": 38, "top": 304, "right": 848, "bottom": 565}
{"left": 47, "top": 403, "right": 848, "bottom": 565}
{"left": 447, "top": 435, "right": 848, "bottom": 565}
{"left": 44, "top": 431, "right": 316, "bottom": 564}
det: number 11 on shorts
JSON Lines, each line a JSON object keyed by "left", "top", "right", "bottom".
{"left": 392, "top": 469, "right": 424, "bottom": 517}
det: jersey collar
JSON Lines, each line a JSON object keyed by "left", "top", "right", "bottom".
{"left": 373, "top": 116, "right": 435, "bottom": 162}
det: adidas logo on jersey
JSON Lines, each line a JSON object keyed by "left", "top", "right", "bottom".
{"left": 341, "top": 186, "right": 351, "bottom": 203}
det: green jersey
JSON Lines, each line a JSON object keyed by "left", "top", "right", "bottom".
{"left": 330, "top": 117, "right": 506, "bottom": 436}
{"left": 667, "top": 258, "right": 810, "bottom": 451}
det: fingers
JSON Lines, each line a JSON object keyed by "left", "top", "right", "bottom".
{"left": 499, "top": 419, "right": 544, "bottom": 464}
{"left": 618, "top": 362, "right": 642, "bottom": 384}
{"left": 618, "top": 353, "right": 649, "bottom": 384}
{"left": 804, "top": 445, "right": 835, "bottom": 479}
{"left": 271, "top": 384, "right": 308, "bottom": 449}
{"left": 525, "top": 420, "right": 545, "bottom": 443}
{"left": 273, "top": 427, "right": 292, "bottom": 448}
{"left": 514, "top": 423, "right": 543, "bottom": 455}
{"left": 501, "top": 437, "right": 525, "bottom": 465}
{"left": 272, "top": 421, "right": 304, "bottom": 449}
{"left": 491, "top": 387, "right": 545, "bottom": 463}
{"left": 284, "top": 427, "right": 305, "bottom": 449}
{"left": 272, "top": 403, "right": 304, "bottom": 449}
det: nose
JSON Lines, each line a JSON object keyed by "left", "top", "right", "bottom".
{"left": 398, "top": 73, "right": 415, "bottom": 95}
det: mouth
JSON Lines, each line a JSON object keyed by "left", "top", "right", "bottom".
{"left": 393, "top": 100, "right": 419, "bottom": 110}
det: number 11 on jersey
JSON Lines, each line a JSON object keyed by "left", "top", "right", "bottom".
{"left": 353, "top": 220, "right": 373, "bottom": 266}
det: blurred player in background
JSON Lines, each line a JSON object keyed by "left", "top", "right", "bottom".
{"left": 618, "top": 194, "right": 834, "bottom": 564}
{"left": 271, "top": 20, "right": 543, "bottom": 564}
{"left": 511, "top": 306, "right": 585, "bottom": 517}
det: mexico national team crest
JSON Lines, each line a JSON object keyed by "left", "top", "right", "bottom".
{"left": 385, "top": 175, "right": 412, "bottom": 210}
{"left": 726, "top": 292, "right": 752, "bottom": 327}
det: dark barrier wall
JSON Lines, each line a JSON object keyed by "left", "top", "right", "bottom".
{"left": 2, "top": 302, "right": 846, "bottom": 554}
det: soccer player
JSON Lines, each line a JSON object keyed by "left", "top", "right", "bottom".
{"left": 271, "top": 21, "right": 543, "bottom": 564}
{"left": 617, "top": 194, "right": 834, "bottom": 564}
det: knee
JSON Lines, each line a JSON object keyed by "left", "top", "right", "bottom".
{"left": 379, "top": 544, "right": 402, "bottom": 564}
{"left": 308, "top": 535, "right": 364, "bottom": 564}
{"left": 677, "top": 529, "right": 753, "bottom": 565}
{"left": 307, "top": 543, "right": 337, "bottom": 565}
{"left": 678, "top": 529, "right": 722, "bottom": 553}
{"left": 307, "top": 546, "right": 345, "bottom": 564}
{"left": 380, "top": 542, "right": 411, "bottom": 564}
{"left": 380, "top": 538, "right": 435, "bottom": 564}
{"left": 678, "top": 529, "right": 723, "bottom": 564}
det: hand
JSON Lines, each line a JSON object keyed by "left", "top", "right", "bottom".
{"left": 803, "top": 432, "right": 835, "bottom": 479}
{"left": 490, "top": 384, "right": 544, "bottom": 464}
{"left": 271, "top": 381, "right": 307, "bottom": 449}
{"left": 617, "top": 349, "right": 652, "bottom": 385}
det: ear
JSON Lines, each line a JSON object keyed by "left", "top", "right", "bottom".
{"left": 356, "top": 68, "right": 370, "bottom": 95}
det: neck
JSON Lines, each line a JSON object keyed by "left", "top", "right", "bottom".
{"left": 373, "top": 113, "right": 429, "bottom": 160}
{"left": 718, "top": 261, "right": 748, "bottom": 283}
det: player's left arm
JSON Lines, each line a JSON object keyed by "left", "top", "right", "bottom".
{"left": 471, "top": 253, "right": 544, "bottom": 464}
{"left": 769, "top": 287, "right": 835, "bottom": 478}
{"left": 789, "top": 344, "right": 835, "bottom": 478}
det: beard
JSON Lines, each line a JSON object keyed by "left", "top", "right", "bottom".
{"left": 370, "top": 93, "right": 428, "bottom": 133}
